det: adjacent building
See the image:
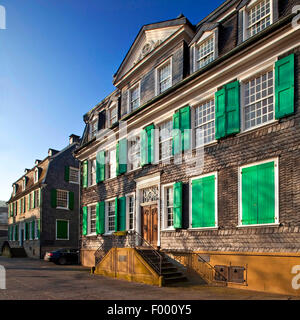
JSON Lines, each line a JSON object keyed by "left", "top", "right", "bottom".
{"left": 7, "top": 135, "right": 81, "bottom": 259}
{"left": 75, "top": 0, "right": 300, "bottom": 295}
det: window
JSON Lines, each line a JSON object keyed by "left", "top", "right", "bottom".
{"left": 106, "top": 149, "right": 116, "bottom": 179}
{"left": 190, "top": 173, "right": 217, "bottom": 229}
{"left": 127, "top": 195, "right": 135, "bottom": 230}
{"left": 22, "top": 178, "right": 26, "bottom": 191}
{"left": 129, "top": 84, "right": 140, "bottom": 112}
{"left": 128, "top": 136, "right": 141, "bottom": 171}
{"left": 89, "top": 159, "right": 96, "bottom": 186}
{"left": 106, "top": 200, "right": 115, "bottom": 233}
{"left": 34, "top": 189, "right": 40, "bottom": 208}
{"left": 195, "top": 36, "right": 215, "bottom": 71}
{"left": 159, "top": 120, "right": 172, "bottom": 160}
{"left": 69, "top": 167, "right": 79, "bottom": 184}
{"left": 194, "top": 99, "right": 215, "bottom": 146}
{"left": 56, "top": 220, "right": 69, "bottom": 240}
{"left": 89, "top": 119, "right": 98, "bottom": 140}
{"left": 246, "top": 0, "right": 271, "bottom": 38}
{"left": 13, "top": 184, "right": 17, "bottom": 196}
{"left": 243, "top": 70, "right": 274, "bottom": 131}
{"left": 239, "top": 159, "right": 278, "bottom": 226}
{"left": 157, "top": 60, "right": 172, "bottom": 94}
{"left": 34, "top": 168, "right": 39, "bottom": 183}
{"left": 35, "top": 220, "right": 39, "bottom": 239}
{"left": 163, "top": 186, "right": 174, "bottom": 229}
{"left": 88, "top": 205, "right": 96, "bottom": 235}
{"left": 56, "top": 190, "right": 68, "bottom": 209}
{"left": 108, "top": 104, "right": 118, "bottom": 127}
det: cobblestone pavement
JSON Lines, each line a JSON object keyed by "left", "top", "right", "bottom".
{"left": 0, "top": 256, "right": 298, "bottom": 300}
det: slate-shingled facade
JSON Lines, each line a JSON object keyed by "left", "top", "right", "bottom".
{"left": 7, "top": 135, "right": 81, "bottom": 259}
{"left": 75, "top": 0, "right": 300, "bottom": 295}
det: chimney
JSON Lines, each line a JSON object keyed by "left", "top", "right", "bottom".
{"left": 48, "top": 148, "right": 59, "bottom": 157}
{"left": 69, "top": 134, "right": 80, "bottom": 145}
{"left": 24, "top": 168, "right": 30, "bottom": 174}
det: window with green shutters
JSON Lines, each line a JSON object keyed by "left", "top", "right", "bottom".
{"left": 116, "top": 139, "right": 127, "bottom": 176}
{"left": 215, "top": 81, "right": 240, "bottom": 139}
{"left": 56, "top": 220, "right": 69, "bottom": 240}
{"left": 191, "top": 174, "right": 217, "bottom": 229}
{"left": 275, "top": 54, "right": 294, "bottom": 119}
{"left": 172, "top": 106, "right": 191, "bottom": 155}
{"left": 96, "top": 151, "right": 105, "bottom": 183}
{"left": 141, "top": 124, "right": 155, "bottom": 166}
{"left": 240, "top": 160, "right": 277, "bottom": 226}
{"left": 51, "top": 189, "right": 73, "bottom": 210}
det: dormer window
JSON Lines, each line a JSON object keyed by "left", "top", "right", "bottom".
{"left": 34, "top": 168, "right": 39, "bottom": 184}
{"left": 22, "top": 178, "right": 26, "bottom": 191}
{"left": 156, "top": 59, "right": 172, "bottom": 95}
{"left": 89, "top": 118, "right": 98, "bottom": 140}
{"left": 244, "top": 0, "right": 272, "bottom": 40}
{"left": 195, "top": 35, "right": 215, "bottom": 71}
{"left": 107, "top": 104, "right": 118, "bottom": 127}
{"left": 129, "top": 84, "right": 140, "bottom": 112}
{"left": 13, "top": 184, "right": 17, "bottom": 196}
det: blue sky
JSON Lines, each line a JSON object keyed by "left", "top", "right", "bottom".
{"left": 0, "top": 0, "right": 224, "bottom": 201}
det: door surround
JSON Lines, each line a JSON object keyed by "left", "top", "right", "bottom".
{"left": 135, "top": 173, "right": 161, "bottom": 246}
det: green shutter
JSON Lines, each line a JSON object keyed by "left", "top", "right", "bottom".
{"left": 64, "top": 166, "right": 70, "bottom": 182}
{"left": 96, "top": 202, "right": 100, "bottom": 235}
{"left": 192, "top": 175, "right": 216, "bottom": 228}
{"left": 82, "top": 160, "right": 88, "bottom": 188}
{"left": 68, "top": 192, "right": 74, "bottom": 210}
{"left": 51, "top": 189, "right": 57, "bottom": 208}
{"left": 96, "top": 151, "right": 105, "bottom": 183}
{"left": 25, "top": 222, "right": 29, "bottom": 240}
{"left": 119, "top": 197, "right": 126, "bottom": 231}
{"left": 275, "top": 54, "right": 295, "bottom": 119}
{"left": 99, "top": 201, "right": 105, "bottom": 235}
{"left": 39, "top": 188, "right": 41, "bottom": 207}
{"left": 141, "top": 124, "right": 155, "bottom": 166}
{"left": 215, "top": 88, "right": 226, "bottom": 139}
{"left": 115, "top": 198, "right": 119, "bottom": 232}
{"left": 82, "top": 206, "right": 88, "bottom": 236}
{"left": 172, "top": 112, "right": 181, "bottom": 155}
{"left": 225, "top": 81, "right": 240, "bottom": 135}
{"left": 242, "top": 161, "right": 275, "bottom": 225}
{"left": 15, "top": 225, "right": 19, "bottom": 241}
{"left": 31, "top": 220, "right": 35, "bottom": 240}
{"left": 33, "top": 191, "right": 36, "bottom": 209}
{"left": 37, "top": 220, "right": 40, "bottom": 239}
{"left": 173, "top": 182, "right": 183, "bottom": 229}
{"left": 117, "top": 139, "right": 127, "bottom": 175}
{"left": 179, "top": 106, "right": 191, "bottom": 151}
{"left": 56, "top": 220, "right": 68, "bottom": 239}
{"left": 140, "top": 129, "right": 147, "bottom": 166}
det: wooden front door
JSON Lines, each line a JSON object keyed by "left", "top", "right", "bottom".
{"left": 141, "top": 205, "right": 158, "bottom": 247}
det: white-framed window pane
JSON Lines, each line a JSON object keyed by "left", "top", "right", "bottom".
{"left": 107, "top": 149, "right": 116, "bottom": 179}
{"left": 195, "top": 99, "right": 215, "bottom": 146}
{"left": 159, "top": 120, "right": 172, "bottom": 160}
{"left": 196, "top": 37, "right": 214, "bottom": 70}
{"left": 129, "top": 137, "right": 141, "bottom": 171}
{"left": 107, "top": 201, "right": 115, "bottom": 232}
{"left": 90, "top": 159, "right": 96, "bottom": 185}
{"left": 166, "top": 187, "right": 174, "bottom": 228}
{"left": 57, "top": 190, "right": 68, "bottom": 208}
{"left": 89, "top": 206, "right": 96, "bottom": 234}
{"left": 128, "top": 196, "right": 134, "bottom": 230}
{"left": 89, "top": 120, "right": 98, "bottom": 139}
{"left": 130, "top": 86, "right": 140, "bottom": 111}
{"left": 69, "top": 167, "right": 79, "bottom": 183}
{"left": 108, "top": 106, "right": 118, "bottom": 127}
{"left": 248, "top": 0, "right": 271, "bottom": 37}
{"left": 243, "top": 71, "right": 274, "bottom": 130}
{"left": 158, "top": 63, "right": 171, "bottom": 93}
{"left": 34, "top": 190, "right": 39, "bottom": 208}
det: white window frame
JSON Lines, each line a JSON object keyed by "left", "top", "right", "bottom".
{"left": 88, "top": 158, "right": 96, "bottom": 187}
{"left": 56, "top": 189, "right": 69, "bottom": 210}
{"left": 128, "top": 82, "right": 141, "bottom": 113}
{"left": 69, "top": 166, "right": 80, "bottom": 184}
{"left": 193, "top": 33, "right": 215, "bottom": 72}
{"left": 126, "top": 193, "right": 135, "bottom": 231}
{"left": 34, "top": 220, "right": 39, "bottom": 240}
{"left": 238, "top": 157, "right": 279, "bottom": 228}
{"left": 240, "top": 67, "right": 276, "bottom": 133}
{"left": 128, "top": 135, "right": 141, "bottom": 172}
{"left": 189, "top": 172, "right": 218, "bottom": 230}
{"left": 56, "top": 219, "right": 70, "bottom": 240}
{"left": 89, "top": 118, "right": 98, "bottom": 140}
{"left": 107, "top": 103, "right": 118, "bottom": 127}
{"left": 106, "top": 148, "right": 116, "bottom": 180}
{"left": 34, "top": 168, "right": 39, "bottom": 184}
{"left": 87, "top": 203, "right": 97, "bottom": 236}
{"left": 157, "top": 119, "right": 173, "bottom": 161}
{"left": 22, "top": 178, "right": 26, "bottom": 191}
{"left": 161, "top": 183, "right": 175, "bottom": 231}
{"left": 13, "top": 184, "right": 16, "bottom": 196}
{"left": 105, "top": 198, "right": 116, "bottom": 235}
{"left": 242, "top": 0, "right": 273, "bottom": 41}
{"left": 155, "top": 58, "right": 172, "bottom": 95}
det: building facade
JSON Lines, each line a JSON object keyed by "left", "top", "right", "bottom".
{"left": 7, "top": 135, "right": 81, "bottom": 259}
{"left": 75, "top": 0, "right": 300, "bottom": 295}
